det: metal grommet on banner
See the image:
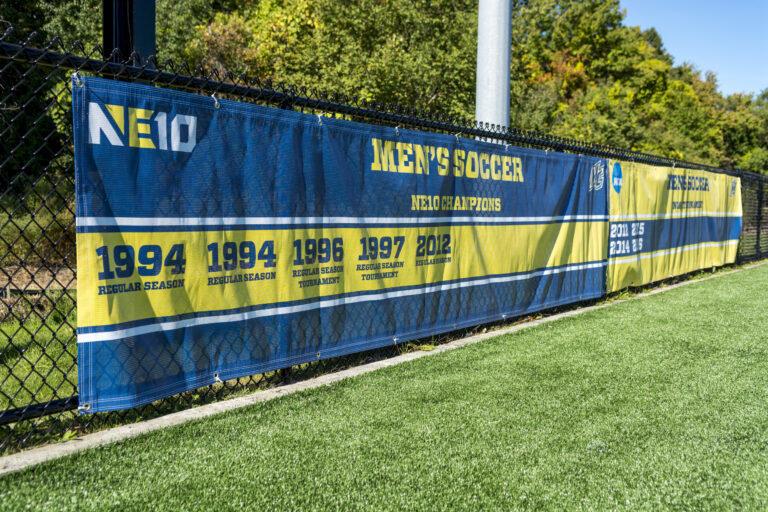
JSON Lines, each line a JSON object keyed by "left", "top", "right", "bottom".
{"left": 78, "top": 402, "right": 90, "bottom": 412}
{"left": 213, "top": 372, "right": 222, "bottom": 383}
{"left": 211, "top": 92, "right": 220, "bottom": 109}
{"left": 72, "top": 72, "right": 83, "bottom": 87}
{"left": 395, "top": 126, "right": 400, "bottom": 137}
{"left": 454, "top": 132, "right": 461, "bottom": 142}
{"left": 317, "top": 114, "right": 323, "bottom": 127}
{"left": 504, "top": 144, "right": 510, "bottom": 152}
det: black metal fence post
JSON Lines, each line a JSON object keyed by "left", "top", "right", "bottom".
{"left": 132, "top": 0, "right": 156, "bottom": 67}
{"left": 103, "top": 0, "right": 131, "bottom": 62}
{"left": 757, "top": 182, "right": 763, "bottom": 258}
{"left": 103, "top": 0, "right": 155, "bottom": 66}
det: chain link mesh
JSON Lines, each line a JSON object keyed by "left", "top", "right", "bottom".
{"left": 0, "top": 26, "right": 766, "bottom": 453}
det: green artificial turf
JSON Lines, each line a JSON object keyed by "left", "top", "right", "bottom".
{"left": 2, "top": 265, "right": 768, "bottom": 511}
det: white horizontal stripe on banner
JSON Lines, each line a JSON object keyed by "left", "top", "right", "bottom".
{"left": 77, "top": 215, "right": 609, "bottom": 227}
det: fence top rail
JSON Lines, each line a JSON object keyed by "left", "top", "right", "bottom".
{"left": 1, "top": 26, "right": 766, "bottom": 184}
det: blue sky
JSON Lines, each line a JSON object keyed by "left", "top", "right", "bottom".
{"left": 620, "top": 0, "right": 768, "bottom": 97}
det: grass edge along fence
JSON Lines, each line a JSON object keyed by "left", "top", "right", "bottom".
{"left": 0, "top": 26, "right": 767, "bottom": 454}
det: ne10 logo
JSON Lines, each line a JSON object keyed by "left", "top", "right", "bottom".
{"left": 87, "top": 102, "right": 197, "bottom": 152}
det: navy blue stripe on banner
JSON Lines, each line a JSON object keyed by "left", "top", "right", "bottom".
{"left": 78, "top": 263, "right": 606, "bottom": 412}
{"left": 608, "top": 215, "right": 741, "bottom": 259}
{"left": 76, "top": 218, "right": 605, "bottom": 233}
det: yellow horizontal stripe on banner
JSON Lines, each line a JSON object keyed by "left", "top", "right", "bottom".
{"left": 76, "top": 222, "right": 606, "bottom": 329}
{"left": 606, "top": 240, "right": 739, "bottom": 291}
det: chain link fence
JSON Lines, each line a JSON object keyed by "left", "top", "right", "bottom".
{"left": 1, "top": 26, "right": 766, "bottom": 454}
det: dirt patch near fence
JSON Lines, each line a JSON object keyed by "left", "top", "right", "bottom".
{"left": 0, "top": 266, "right": 76, "bottom": 293}
{"left": 0, "top": 267, "right": 76, "bottom": 325}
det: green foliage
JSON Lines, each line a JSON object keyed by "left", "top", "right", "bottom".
{"left": 38, "top": 0, "right": 238, "bottom": 62}
{"left": 740, "top": 147, "right": 768, "bottom": 174}
{"left": 184, "top": 0, "right": 768, "bottom": 172}
{"left": 8, "top": 0, "right": 768, "bottom": 173}
{"left": 0, "top": 5, "right": 67, "bottom": 194}
{"left": 156, "top": 0, "right": 241, "bottom": 63}
{"left": 188, "top": 0, "right": 478, "bottom": 118}
{"left": 40, "top": 0, "right": 101, "bottom": 51}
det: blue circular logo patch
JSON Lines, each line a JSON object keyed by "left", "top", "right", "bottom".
{"left": 612, "top": 162, "right": 623, "bottom": 194}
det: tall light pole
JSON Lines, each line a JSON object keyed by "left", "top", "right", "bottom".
{"left": 475, "top": 0, "right": 512, "bottom": 134}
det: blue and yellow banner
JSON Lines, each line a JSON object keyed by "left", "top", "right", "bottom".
{"left": 607, "top": 160, "right": 742, "bottom": 291}
{"left": 73, "top": 77, "right": 608, "bottom": 412}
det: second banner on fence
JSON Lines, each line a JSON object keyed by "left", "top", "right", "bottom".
{"left": 607, "top": 160, "right": 742, "bottom": 291}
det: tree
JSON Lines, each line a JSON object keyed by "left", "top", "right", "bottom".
{"left": 0, "top": 5, "right": 65, "bottom": 193}
{"left": 41, "top": 0, "right": 238, "bottom": 62}
{"left": 5, "top": 0, "right": 768, "bottom": 173}
{"left": 189, "top": 0, "right": 478, "bottom": 119}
